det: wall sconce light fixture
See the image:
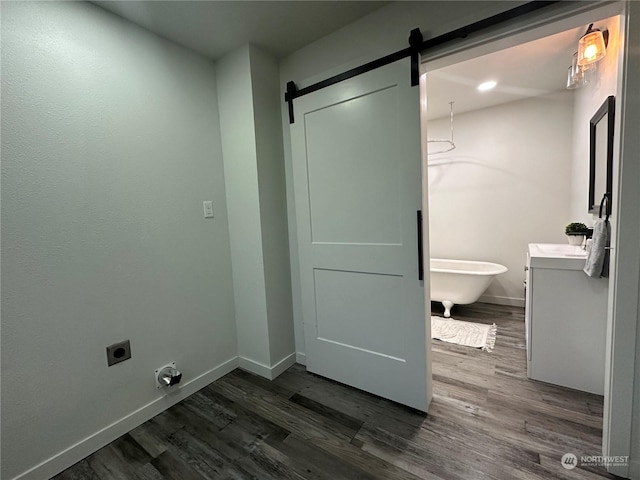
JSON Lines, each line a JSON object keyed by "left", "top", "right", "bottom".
{"left": 567, "top": 52, "right": 587, "bottom": 89}
{"left": 577, "top": 23, "right": 608, "bottom": 66}
{"left": 567, "top": 23, "right": 608, "bottom": 90}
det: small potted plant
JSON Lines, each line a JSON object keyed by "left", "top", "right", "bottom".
{"left": 565, "top": 222, "right": 589, "bottom": 245}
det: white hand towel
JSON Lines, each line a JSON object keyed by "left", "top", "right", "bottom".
{"left": 584, "top": 219, "right": 610, "bottom": 278}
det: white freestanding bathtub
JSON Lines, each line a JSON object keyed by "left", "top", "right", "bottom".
{"left": 430, "top": 258, "right": 508, "bottom": 317}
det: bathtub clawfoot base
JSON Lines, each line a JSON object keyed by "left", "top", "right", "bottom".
{"left": 442, "top": 301, "right": 454, "bottom": 318}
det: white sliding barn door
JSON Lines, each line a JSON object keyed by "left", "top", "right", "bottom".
{"left": 290, "top": 60, "right": 427, "bottom": 411}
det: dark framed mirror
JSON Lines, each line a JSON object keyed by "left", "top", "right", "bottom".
{"left": 589, "top": 95, "right": 615, "bottom": 215}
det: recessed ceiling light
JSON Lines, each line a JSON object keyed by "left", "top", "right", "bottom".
{"left": 477, "top": 81, "right": 497, "bottom": 92}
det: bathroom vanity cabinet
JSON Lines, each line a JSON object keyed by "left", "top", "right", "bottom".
{"left": 525, "top": 243, "right": 608, "bottom": 395}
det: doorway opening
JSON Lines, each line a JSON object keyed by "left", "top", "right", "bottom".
{"left": 420, "top": 4, "right": 629, "bottom": 476}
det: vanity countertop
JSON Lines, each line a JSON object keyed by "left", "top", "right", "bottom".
{"left": 528, "top": 243, "right": 588, "bottom": 270}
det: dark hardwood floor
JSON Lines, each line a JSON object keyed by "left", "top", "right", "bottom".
{"left": 54, "top": 303, "right": 616, "bottom": 480}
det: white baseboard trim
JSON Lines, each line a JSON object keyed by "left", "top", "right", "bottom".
{"left": 12, "top": 356, "right": 239, "bottom": 480}
{"left": 295, "top": 352, "right": 307, "bottom": 365}
{"left": 238, "top": 352, "right": 297, "bottom": 380}
{"left": 477, "top": 294, "right": 525, "bottom": 308}
{"left": 270, "top": 352, "right": 297, "bottom": 379}
{"left": 237, "top": 356, "right": 271, "bottom": 378}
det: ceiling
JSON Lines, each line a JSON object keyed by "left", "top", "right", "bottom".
{"left": 93, "top": 2, "right": 614, "bottom": 122}
{"left": 425, "top": 25, "right": 586, "bottom": 120}
{"left": 426, "top": 15, "right": 617, "bottom": 120}
{"left": 92, "top": 1, "right": 389, "bottom": 60}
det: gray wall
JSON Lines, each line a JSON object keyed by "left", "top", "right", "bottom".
{"left": 1, "top": 2, "right": 237, "bottom": 478}
{"left": 250, "top": 46, "right": 296, "bottom": 366}
{"left": 216, "top": 44, "right": 294, "bottom": 375}
{"left": 216, "top": 46, "right": 272, "bottom": 367}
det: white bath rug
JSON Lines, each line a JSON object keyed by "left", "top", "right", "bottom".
{"left": 431, "top": 316, "right": 497, "bottom": 352}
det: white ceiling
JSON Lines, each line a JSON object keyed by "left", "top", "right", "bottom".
{"left": 425, "top": 13, "right": 620, "bottom": 121}
{"left": 92, "top": 2, "right": 614, "bottom": 122}
{"left": 92, "top": 1, "right": 389, "bottom": 60}
{"left": 425, "top": 25, "right": 588, "bottom": 120}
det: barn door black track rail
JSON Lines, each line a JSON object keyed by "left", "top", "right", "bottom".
{"left": 285, "top": 1, "right": 558, "bottom": 124}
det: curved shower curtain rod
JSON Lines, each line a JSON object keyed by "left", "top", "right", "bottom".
{"left": 428, "top": 101, "right": 455, "bottom": 155}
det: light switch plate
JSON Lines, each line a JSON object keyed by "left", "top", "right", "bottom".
{"left": 203, "top": 201, "right": 214, "bottom": 218}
